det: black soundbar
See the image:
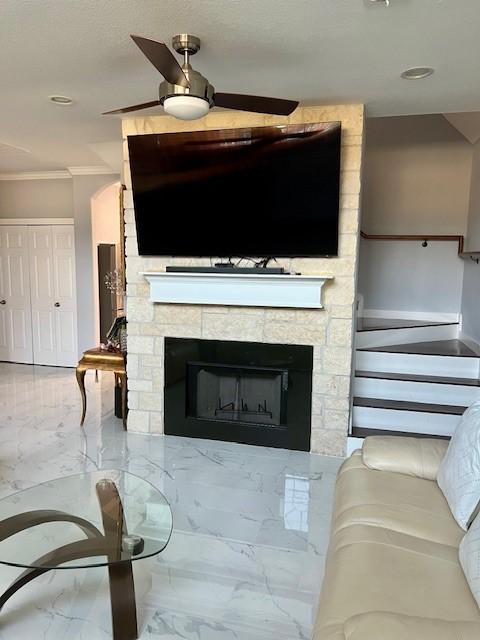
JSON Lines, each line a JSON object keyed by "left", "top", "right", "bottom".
{"left": 166, "top": 266, "right": 287, "bottom": 275}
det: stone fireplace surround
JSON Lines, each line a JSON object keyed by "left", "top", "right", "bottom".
{"left": 123, "top": 104, "right": 364, "bottom": 457}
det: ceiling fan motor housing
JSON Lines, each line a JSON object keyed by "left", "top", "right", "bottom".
{"left": 159, "top": 34, "right": 214, "bottom": 109}
{"left": 171, "top": 34, "right": 201, "bottom": 55}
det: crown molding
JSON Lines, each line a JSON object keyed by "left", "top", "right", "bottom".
{"left": 0, "top": 218, "right": 74, "bottom": 225}
{"left": 67, "top": 165, "right": 116, "bottom": 175}
{"left": 0, "top": 170, "right": 71, "bottom": 181}
{"left": 0, "top": 165, "right": 117, "bottom": 181}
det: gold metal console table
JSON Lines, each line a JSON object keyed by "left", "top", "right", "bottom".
{"left": 76, "top": 348, "right": 127, "bottom": 429}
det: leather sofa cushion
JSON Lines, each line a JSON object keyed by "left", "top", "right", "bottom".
{"left": 332, "top": 454, "right": 463, "bottom": 547}
{"left": 363, "top": 435, "right": 448, "bottom": 480}
{"left": 344, "top": 612, "right": 480, "bottom": 640}
{"left": 315, "top": 525, "right": 480, "bottom": 639}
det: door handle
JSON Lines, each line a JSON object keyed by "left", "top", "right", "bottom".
{"left": 0, "top": 300, "right": 5, "bottom": 305}
{"left": 54, "top": 302, "right": 60, "bottom": 307}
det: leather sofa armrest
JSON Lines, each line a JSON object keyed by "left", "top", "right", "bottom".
{"left": 362, "top": 435, "right": 449, "bottom": 480}
{"left": 344, "top": 612, "right": 480, "bottom": 640}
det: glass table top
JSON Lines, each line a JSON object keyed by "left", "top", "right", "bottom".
{"left": 0, "top": 470, "right": 172, "bottom": 570}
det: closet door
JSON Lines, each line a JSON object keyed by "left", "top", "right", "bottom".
{"left": 29, "top": 225, "right": 78, "bottom": 367}
{"left": 51, "top": 225, "right": 77, "bottom": 366}
{"left": 29, "top": 226, "right": 57, "bottom": 365}
{"left": 0, "top": 226, "right": 33, "bottom": 363}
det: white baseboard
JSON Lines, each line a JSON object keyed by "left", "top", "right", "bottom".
{"left": 355, "top": 323, "right": 458, "bottom": 349}
{"left": 361, "top": 309, "right": 460, "bottom": 323}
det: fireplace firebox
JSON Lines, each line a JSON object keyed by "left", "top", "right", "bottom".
{"left": 164, "top": 338, "right": 313, "bottom": 450}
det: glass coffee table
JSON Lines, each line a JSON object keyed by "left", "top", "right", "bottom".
{"left": 0, "top": 470, "right": 172, "bottom": 640}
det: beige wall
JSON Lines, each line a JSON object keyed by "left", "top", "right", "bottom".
{"left": 461, "top": 140, "right": 480, "bottom": 343}
{"left": 72, "top": 174, "right": 120, "bottom": 353}
{"left": 0, "top": 178, "right": 73, "bottom": 218}
{"left": 123, "top": 105, "right": 364, "bottom": 456}
{"left": 464, "top": 140, "right": 480, "bottom": 251}
{"left": 91, "top": 181, "right": 122, "bottom": 345}
{"left": 362, "top": 115, "right": 472, "bottom": 235}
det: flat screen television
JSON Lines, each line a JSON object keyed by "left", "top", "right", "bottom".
{"left": 128, "top": 121, "right": 341, "bottom": 257}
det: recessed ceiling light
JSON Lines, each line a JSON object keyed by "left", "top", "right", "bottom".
{"left": 401, "top": 67, "right": 435, "bottom": 80}
{"left": 49, "top": 95, "right": 74, "bottom": 105}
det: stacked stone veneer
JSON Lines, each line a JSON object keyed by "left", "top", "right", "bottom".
{"left": 123, "top": 105, "right": 364, "bottom": 456}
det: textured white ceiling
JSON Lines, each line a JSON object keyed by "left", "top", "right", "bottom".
{"left": 1, "top": 0, "right": 480, "bottom": 171}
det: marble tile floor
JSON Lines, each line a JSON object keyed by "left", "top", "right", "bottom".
{"left": 0, "top": 363, "right": 343, "bottom": 640}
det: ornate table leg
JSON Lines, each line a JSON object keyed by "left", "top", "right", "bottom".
{"left": 76, "top": 366, "right": 87, "bottom": 425}
{"left": 96, "top": 479, "right": 137, "bottom": 640}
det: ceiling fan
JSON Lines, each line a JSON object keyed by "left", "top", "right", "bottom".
{"left": 103, "top": 34, "right": 299, "bottom": 120}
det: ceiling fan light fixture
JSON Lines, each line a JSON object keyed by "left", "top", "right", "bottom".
{"left": 163, "top": 95, "right": 210, "bottom": 120}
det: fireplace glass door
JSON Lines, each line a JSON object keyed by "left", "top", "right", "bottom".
{"left": 187, "top": 363, "right": 288, "bottom": 428}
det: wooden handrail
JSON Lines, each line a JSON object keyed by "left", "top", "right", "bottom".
{"left": 360, "top": 231, "right": 464, "bottom": 255}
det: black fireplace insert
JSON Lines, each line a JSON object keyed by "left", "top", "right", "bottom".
{"left": 164, "top": 338, "right": 313, "bottom": 451}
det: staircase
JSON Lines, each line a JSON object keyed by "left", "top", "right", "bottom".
{"left": 351, "top": 319, "right": 480, "bottom": 443}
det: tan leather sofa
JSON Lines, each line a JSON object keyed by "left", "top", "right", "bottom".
{"left": 314, "top": 436, "right": 480, "bottom": 639}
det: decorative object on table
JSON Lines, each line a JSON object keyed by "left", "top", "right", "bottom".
{"left": 76, "top": 347, "right": 127, "bottom": 428}
{"left": 98, "top": 244, "right": 118, "bottom": 343}
{"left": 105, "top": 316, "right": 127, "bottom": 353}
{"left": 105, "top": 268, "right": 126, "bottom": 298}
{"left": 0, "top": 469, "right": 172, "bottom": 640}
{"left": 104, "top": 264, "right": 127, "bottom": 336}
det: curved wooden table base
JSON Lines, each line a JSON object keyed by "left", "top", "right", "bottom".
{"left": 0, "top": 481, "right": 139, "bottom": 640}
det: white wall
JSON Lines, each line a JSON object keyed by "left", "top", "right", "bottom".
{"left": 461, "top": 258, "right": 480, "bottom": 343}
{"left": 91, "top": 181, "right": 121, "bottom": 345}
{"left": 358, "top": 239, "right": 464, "bottom": 315}
{"left": 359, "top": 115, "right": 472, "bottom": 316}
{"left": 0, "top": 178, "right": 73, "bottom": 218}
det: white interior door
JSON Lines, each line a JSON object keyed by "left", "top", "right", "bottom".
{"left": 29, "top": 225, "right": 78, "bottom": 367}
{"left": 0, "top": 226, "right": 33, "bottom": 363}
{"left": 51, "top": 226, "right": 77, "bottom": 366}
{"left": 29, "top": 226, "right": 57, "bottom": 365}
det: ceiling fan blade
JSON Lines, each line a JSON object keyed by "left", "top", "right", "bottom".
{"left": 102, "top": 100, "right": 161, "bottom": 115}
{"left": 214, "top": 92, "right": 298, "bottom": 116}
{"left": 130, "top": 35, "right": 189, "bottom": 88}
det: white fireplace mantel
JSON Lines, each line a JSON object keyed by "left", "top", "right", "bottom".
{"left": 142, "top": 271, "right": 333, "bottom": 309}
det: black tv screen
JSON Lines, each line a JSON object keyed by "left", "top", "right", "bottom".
{"left": 128, "top": 121, "right": 341, "bottom": 257}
